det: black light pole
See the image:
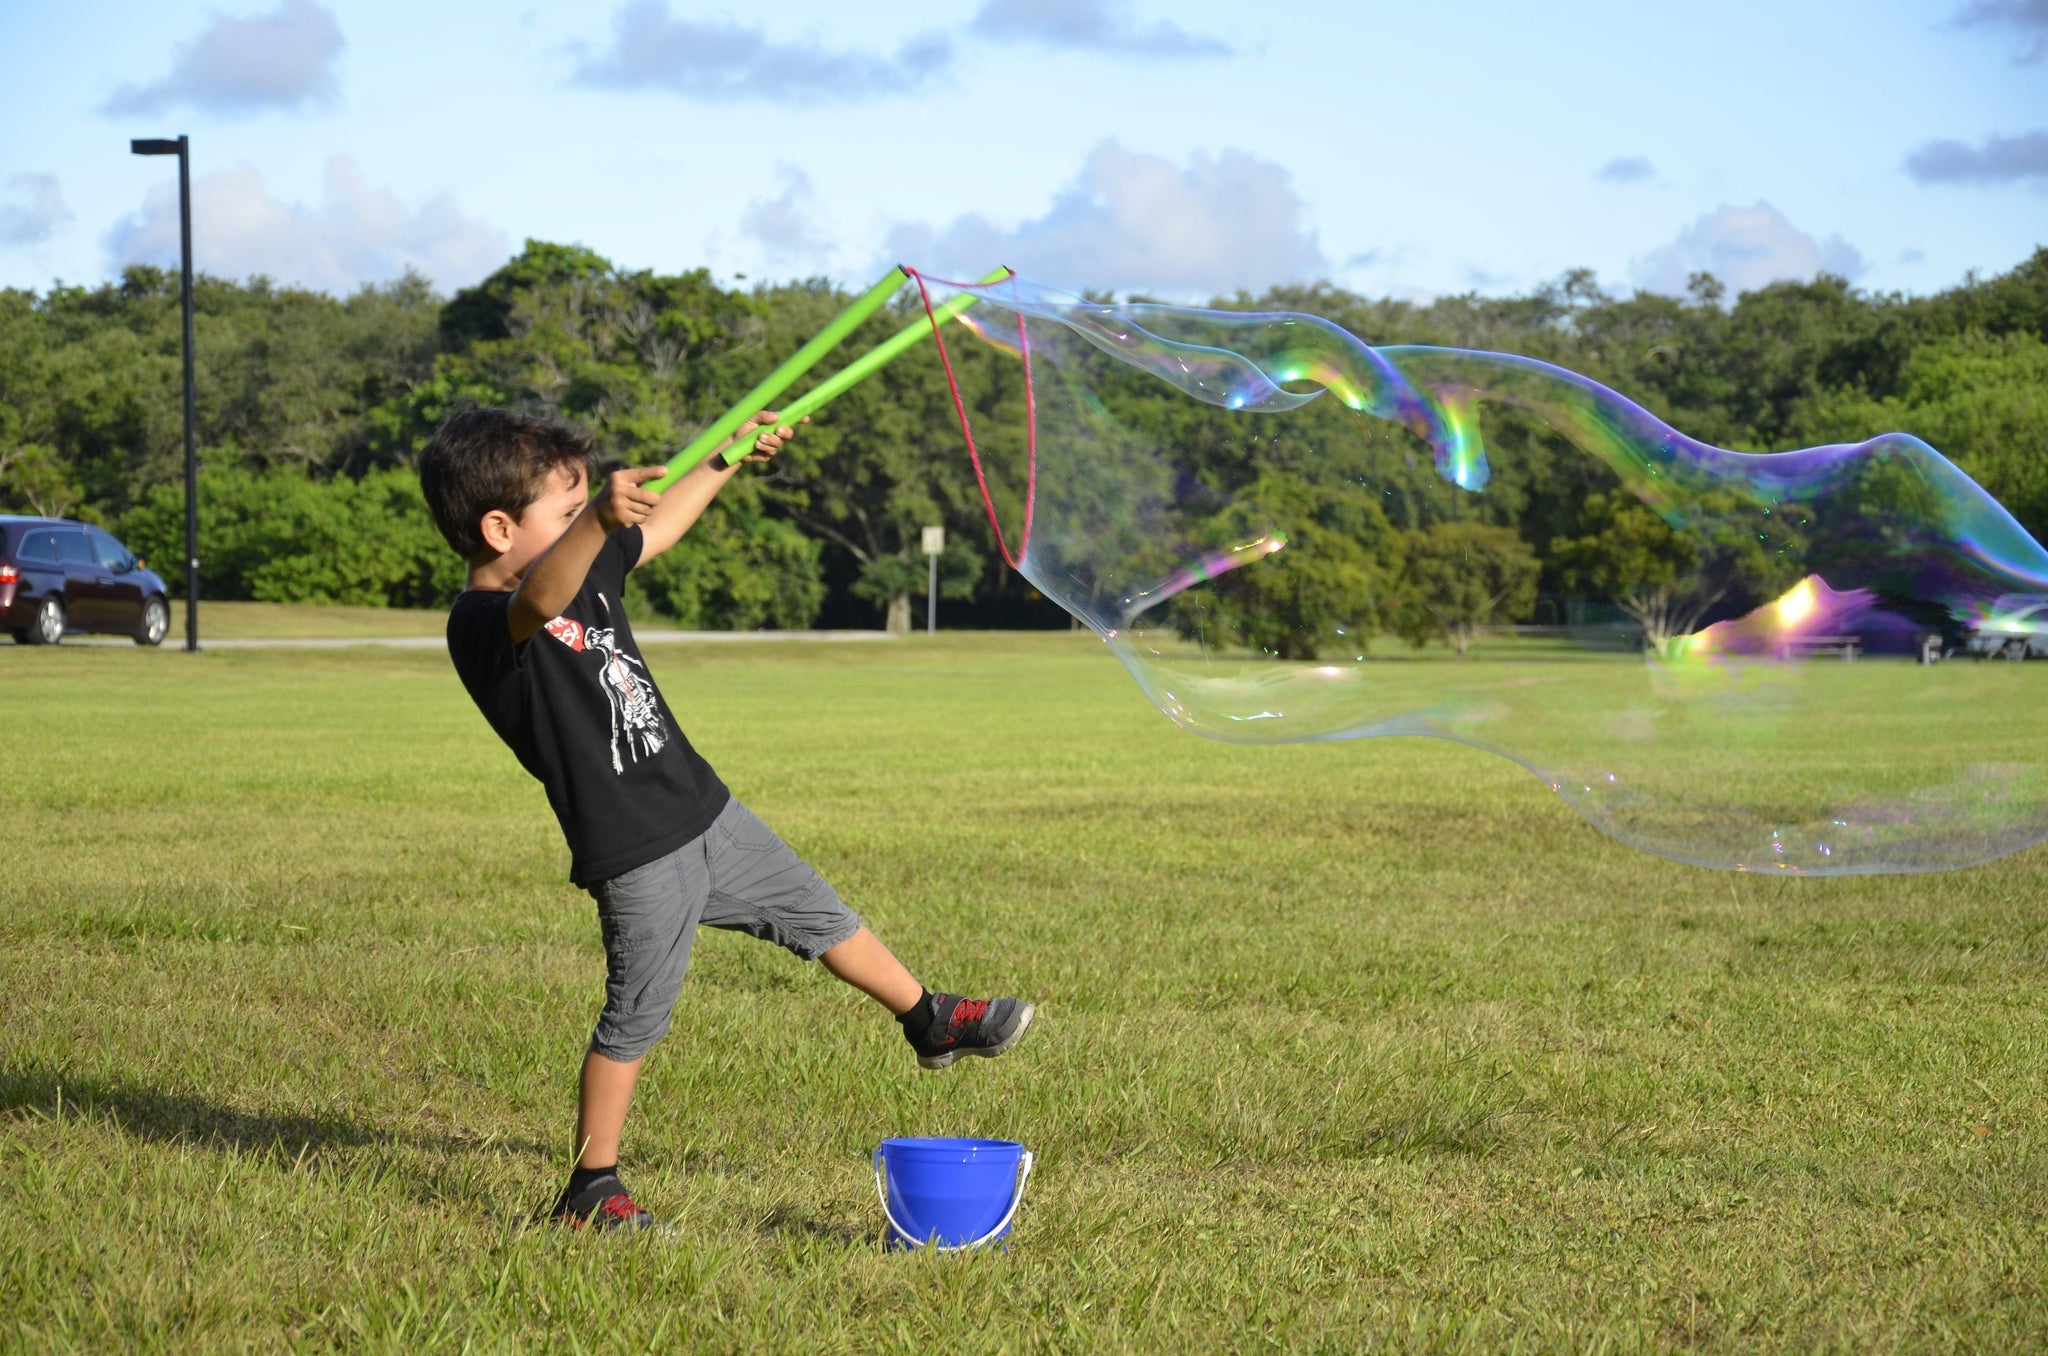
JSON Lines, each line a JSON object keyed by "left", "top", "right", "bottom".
{"left": 130, "top": 135, "right": 199, "bottom": 652}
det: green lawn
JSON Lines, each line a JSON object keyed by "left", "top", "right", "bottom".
{"left": 169, "top": 600, "right": 454, "bottom": 638}
{"left": 2, "top": 633, "right": 2044, "bottom": 1351}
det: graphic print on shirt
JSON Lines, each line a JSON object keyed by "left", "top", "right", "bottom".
{"left": 542, "top": 595, "right": 668, "bottom": 774}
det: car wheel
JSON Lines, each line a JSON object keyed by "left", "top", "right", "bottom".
{"left": 27, "top": 596, "right": 65, "bottom": 645}
{"left": 2005, "top": 639, "right": 2028, "bottom": 662}
{"left": 135, "top": 596, "right": 169, "bottom": 647}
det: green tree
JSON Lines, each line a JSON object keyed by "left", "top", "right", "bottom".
{"left": 0, "top": 443, "right": 87, "bottom": 519}
{"left": 1393, "top": 521, "right": 1539, "bottom": 657}
{"left": 1549, "top": 491, "right": 1714, "bottom": 649}
{"left": 625, "top": 479, "right": 826, "bottom": 630}
{"left": 1790, "top": 329, "right": 2048, "bottom": 537}
{"left": 365, "top": 241, "right": 755, "bottom": 468}
{"left": 9, "top": 235, "right": 2044, "bottom": 626}
{"left": 1549, "top": 489, "right": 1807, "bottom": 652}
{"left": 1174, "top": 472, "right": 1405, "bottom": 660}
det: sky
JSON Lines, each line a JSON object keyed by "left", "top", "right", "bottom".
{"left": 0, "top": 0, "right": 2043, "bottom": 305}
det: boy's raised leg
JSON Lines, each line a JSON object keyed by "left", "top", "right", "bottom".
{"left": 819, "top": 926, "right": 923, "bottom": 1013}
{"left": 821, "top": 926, "right": 1037, "bottom": 1071}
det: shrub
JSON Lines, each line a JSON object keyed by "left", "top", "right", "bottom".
{"left": 625, "top": 499, "right": 825, "bottom": 630}
{"left": 120, "top": 466, "right": 464, "bottom": 607}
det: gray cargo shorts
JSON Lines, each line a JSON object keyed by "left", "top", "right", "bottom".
{"left": 584, "top": 797, "right": 863, "bottom": 1061}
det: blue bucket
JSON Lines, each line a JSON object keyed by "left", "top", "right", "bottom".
{"left": 872, "top": 1137, "right": 1034, "bottom": 1251}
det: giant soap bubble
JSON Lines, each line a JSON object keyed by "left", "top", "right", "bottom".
{"left": 907, "top": 270, "right": 2048, "bottom": 874}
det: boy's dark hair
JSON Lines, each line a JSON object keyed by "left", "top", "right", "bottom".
{"left": 417, "top": 406, "right": 595, "bottom": 558}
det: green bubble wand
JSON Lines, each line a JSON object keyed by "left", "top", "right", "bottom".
{"left": 651, "top": 264, "right": 1011, "bottom": 492}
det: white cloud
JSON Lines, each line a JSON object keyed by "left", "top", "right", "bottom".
{"left": 970, "top": 0, "right": 1232, "bottom": 58}
{"left": 573, "top": 2, "right": 950, "bottom": 103}
{"left": 103, "top": 0, "right": 344, "bottom": 117}
{"left": 1904, "top": 129, "right": 2048, "bottom": 184}
{"left": 1631, "top": 201, "right": 1866, "bottom": 299}
{"left": 1339, "top": 245, "right": 1417, "bottom": 275}
{"left": 0, "top": 174, "right": 72, "bottom": 246}
{"left": 1596, "top": 156, "right": 1655, "bottom": 184}
{"left": 1334, "top": 246, "right": 1436, "bottom": 301}
{"left": 1464, "top": 265, "right": 1517, "bottom": 290}
{"left": 1951, "top": 0, "right": 2048, "bottom": 62}
{"left": 741, "top": 167, "right": 831, "bottom": 265}
{"left": 886, "top": 141, "right": 1325, "bottom": 298}
{"left": 106, "top": 158, "right": 508, "bottom": 295}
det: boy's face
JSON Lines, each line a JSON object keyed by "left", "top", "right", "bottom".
{"left": 476, "top": 463, "right": 588, "bottom": 578}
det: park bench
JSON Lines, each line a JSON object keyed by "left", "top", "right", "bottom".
{"left": 1783, "top": 635, "right": 1861, "bottom": 661}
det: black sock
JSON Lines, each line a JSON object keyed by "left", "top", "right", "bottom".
{"left": 896, "top": 987, "right": 936, "bottom": 1041}
{"left": 567, "top": 1163, "right": 619, "bottom": 1196}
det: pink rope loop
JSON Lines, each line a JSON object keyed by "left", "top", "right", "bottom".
{"left": 906, "top": 267, "right": 1035, "bottom": 570}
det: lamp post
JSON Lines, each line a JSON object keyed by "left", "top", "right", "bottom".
{"left": 129, "top": 135, "right": 198, "bottom": 653}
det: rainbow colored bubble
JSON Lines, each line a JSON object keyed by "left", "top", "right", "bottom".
{"left": 911, "top": 270, "right": 2048, "bottom": 874}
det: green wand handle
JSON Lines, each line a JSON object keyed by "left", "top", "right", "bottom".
{"left": 771, "top": 266, "right": 1012, "bottom": 427}
{"left": 652, "top": 265, "right": 907, "bottom": 492}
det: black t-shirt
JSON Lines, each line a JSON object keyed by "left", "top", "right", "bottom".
{"left": 445, "top": 526, "right": 730, "bottom": 886}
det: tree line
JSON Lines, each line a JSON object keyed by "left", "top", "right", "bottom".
{"left": 2, "top": 241, "right": 2042, "bottom": 639}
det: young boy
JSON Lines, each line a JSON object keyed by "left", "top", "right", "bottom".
{"left": 419, "top": 405, "right": 1034, "bottom": 1232}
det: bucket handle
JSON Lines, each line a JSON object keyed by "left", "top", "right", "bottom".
{"left": 872, "top": 1148, "right": 1035, "bottom": 1252}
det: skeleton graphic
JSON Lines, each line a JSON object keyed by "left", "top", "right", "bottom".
{"left": 544, "top": 596, "right": 667, "bottom": 774}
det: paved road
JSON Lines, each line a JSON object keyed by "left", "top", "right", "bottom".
{"left": 42, "top": 630, "right": 900, "bottom": 649}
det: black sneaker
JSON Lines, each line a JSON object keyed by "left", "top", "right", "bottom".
{"left": 908, "top": 993, "right": 1035, "bottom": 1070}
{"left": 549, "top": 1173, "right": 655, "bottom": 1233}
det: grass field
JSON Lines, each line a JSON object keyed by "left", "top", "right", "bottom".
{"left": 157, "top": 600, "right": 454, "bottom": 638}
{"left": 3, "top": 631, "right": 2044, "bottom": 1351}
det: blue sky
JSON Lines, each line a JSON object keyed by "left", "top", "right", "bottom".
{"left": 1, "top": 0, "right": 2043, "bottom": 304}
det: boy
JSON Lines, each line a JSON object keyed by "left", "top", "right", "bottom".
{"left": 419, "top": 405, "right": 1034, "bottom": 1232}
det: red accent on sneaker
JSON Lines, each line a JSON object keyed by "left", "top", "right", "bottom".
{"left": 597, "top": 1194, "right": 642, "bottom": 1223}
{"left": 951, "top": 999, "right": 989, "bottom": 1027}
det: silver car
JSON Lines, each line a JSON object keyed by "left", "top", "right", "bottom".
{"left": 1966, "top": 593, "right": 2048, "bottom": 660}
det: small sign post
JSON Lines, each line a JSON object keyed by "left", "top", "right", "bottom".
{"left": 920, "top": 526, "right": 945, "bottom": 635}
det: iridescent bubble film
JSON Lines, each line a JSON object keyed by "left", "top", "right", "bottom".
{"left": 910, "top": 271, "right": 2048, "bottom": 874}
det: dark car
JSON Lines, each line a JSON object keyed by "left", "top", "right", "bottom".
{"left": 0, "top": 516, "right": 170, "bottom": 646}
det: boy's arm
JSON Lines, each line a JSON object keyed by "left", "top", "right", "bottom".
{"left": 507, "top": 467, "right": 665, "bottom": 643}
{"left": 637, "top": 410, "right": 801, "bottom": 567}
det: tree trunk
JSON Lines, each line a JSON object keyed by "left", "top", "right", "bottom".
{"left": 885, "top": 592, "right": 912, "bottom": 635}
{"left": 1621, "top": 582, "right": 1726, "bottom": 657}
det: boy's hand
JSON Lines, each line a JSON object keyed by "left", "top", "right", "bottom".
{"left": 595, "top": 466, "right": 667, "bottom": 531}
{"left": 733, "top": 409, "right": 808, "bottom": 465}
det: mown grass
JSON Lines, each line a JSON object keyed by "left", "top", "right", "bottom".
{"left": 163, "top": 600, "right": 453, "bottom": 638}
{"left": 1124, "top": 635, "right": 2048, "bottom": 869}
{"left": 2, "top": 632, "right": 2044, "bottom": 1352}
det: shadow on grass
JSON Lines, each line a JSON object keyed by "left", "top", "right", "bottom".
{"left": 0, "top": 1061, "right": 551, "bottom": 1182}
{"left": 754, "top": 1204, "right": 882, "bottom": 1249}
